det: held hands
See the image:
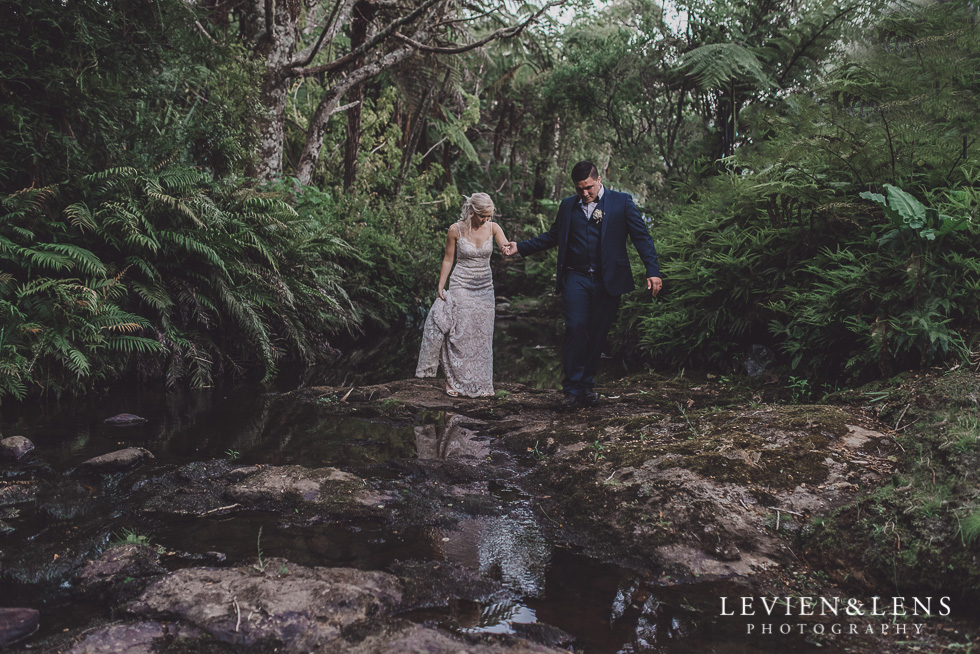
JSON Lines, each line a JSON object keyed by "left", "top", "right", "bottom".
{"left": 647, "top": 276, "right": 663, "bottom": 298}
{"left": 501, "top": 242, "right": 518, "bottom": 256}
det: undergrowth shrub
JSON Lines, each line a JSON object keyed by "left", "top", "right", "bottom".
{"left": 615, "top": 174, "right": 979, "bottom": 383}
{"left": 611, "top": 0, "right": 980, "bottom": 384}
{"left": 1, "top": 166, "right": 361, "bottom": 400}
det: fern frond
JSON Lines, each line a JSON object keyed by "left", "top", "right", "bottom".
{"left": 43, "top": 244, "right": 106, "bottom": 276}
{"left": 104, "top": 335, "right": 165, "bottom": 354}
{"left": 677, "top": 43, "right": 774, "bottom": 90}
{"left": 64, "top": 202, "right": 98, "bottom": 232}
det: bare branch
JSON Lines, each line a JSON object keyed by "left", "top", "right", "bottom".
{"left": 290, "top": 0, "right": 442, "bottom": 77}
{"left": 421, "top": 136, "right": 449, "bottom": 160}
{"left": 392, "top": 0, "right": 565, "bottom": 55}
{"left": 295, "top": 44, "right": 417, "bottom": 182}
{"left": 193, "top": 20, "right": 218, "bottom": 44}
{"left": 432, "top": 3, "right": 506, "bottom": 29}
{"left": 292, "top": 0, "right": 354, "bottom": 68}
{"left": 331, "top": 100, "right": 362, "bottom": 116}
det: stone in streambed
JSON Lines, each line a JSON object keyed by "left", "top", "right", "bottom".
{"left": 66, "top": 621, "right": 203, "bottom": 654}
{"left": 75, "top": 544, "right": 165, "bottom": 600}
{"left": 125, "top": 561, "right": 566, "bottom": 653}
{"left": 104, "top": 413, "right": 148, "bottom": 426}
{"left": 224, "top": 465, "right": 390, "bottom": 510}
{"left": 76, "top": 448, "right": 154, "bottom": 473}
{"left": 0, "top": 436, "right": 35, "bottom": 461}
{"left": 0, "top": 608, "right": 40, "bottom": 647}
{"left": 0, "top": 482, "right": 37, "bottom": 509}
{"left": 127, "top": 559, "right": 403, "bottom": 651}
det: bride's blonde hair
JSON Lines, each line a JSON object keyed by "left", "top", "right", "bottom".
{"left": 459, "top": 193, "right": 495, "bottom": 223}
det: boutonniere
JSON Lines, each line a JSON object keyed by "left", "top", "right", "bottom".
{"left": 592, "top": 209, "right": 603, "bottom": 224}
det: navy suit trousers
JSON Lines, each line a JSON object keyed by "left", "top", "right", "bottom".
{"left": 561, "top": 270, "right": 620, "bottom": 395}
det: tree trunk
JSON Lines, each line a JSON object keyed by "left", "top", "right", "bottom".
{"left": 442, "top": 138, "right": 453, "bottom": 188}
{"left": 342, "top": 2, "right": 377, "bottom": 189}
{"left": 532, "top": 111, "right": 557, "bottom": 202}
{"left": 393, "top": 84, "right": 433, "bottom": 196}
{"left": 242, "top": 0, "right": 303, "bottom": 181}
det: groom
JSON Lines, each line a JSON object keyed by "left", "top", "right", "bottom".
{"left": 504, "top": 161, "right": 662, "bottom": 408}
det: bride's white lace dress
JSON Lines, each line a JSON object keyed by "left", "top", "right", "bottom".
{"left": 415, "top": 220, "right": 495, "bottom": 397}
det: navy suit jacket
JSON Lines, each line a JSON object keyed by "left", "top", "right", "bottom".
{"left": 517, "top": 188, "right": 661, "bottom": 296}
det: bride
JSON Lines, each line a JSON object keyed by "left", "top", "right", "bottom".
{"left": 416, "top": 193, "right": 513, "bottom": 397}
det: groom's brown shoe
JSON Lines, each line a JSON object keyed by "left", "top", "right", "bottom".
{"left": 581, "top": 390, "right": 599, "bottom": 407}
{"left": 559, "top": 392, "right": 580, "bottom": 409}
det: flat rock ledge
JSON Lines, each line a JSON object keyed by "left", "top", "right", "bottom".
{"left": 110, "top": 559, "right": 562, "bottom": 653}
{"left": 67, "top": 620, "right": 203, "bottom": 654}
{"left": 75, "top": 544, "right": 166, "bottom": 599}
{"left": 225, "top": 465, "right": 390, "bottom": 510}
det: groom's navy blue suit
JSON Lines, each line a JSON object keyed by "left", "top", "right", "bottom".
{"left": 517, "top": 186, "right": 660, "bottom": 397}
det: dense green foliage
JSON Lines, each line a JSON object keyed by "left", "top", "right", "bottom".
{"left": 613, "top": 0, "right": 980, "bottom": 383}
{"left": 811, "top": 370, "right": 980, "bottom": 599}
{"left": 1, "top": 167, "right": 362, "bottom": 398}
{"left": 0, "top": 0, "right": 253, "bottom": 188}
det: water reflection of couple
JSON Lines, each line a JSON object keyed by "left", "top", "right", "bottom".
{"left": 416, "top": 161, "right": 662, "bottom": 407}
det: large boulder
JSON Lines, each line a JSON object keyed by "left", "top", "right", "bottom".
{"left": 121, "top": 560, "right": 565, "bottom": 653}
{"left": 0, "top": 436, "right": 35, "bottom": 461}
{"left": 127, "top": 559, "right": 402, "bottom": 651}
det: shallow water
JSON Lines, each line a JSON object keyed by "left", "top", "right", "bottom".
{"left": 1, "top": 387, "right": 845, "bottom": 653}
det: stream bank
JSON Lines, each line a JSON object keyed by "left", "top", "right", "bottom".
{"left": 1, "top": 368, "right": 978, "bottom": 652}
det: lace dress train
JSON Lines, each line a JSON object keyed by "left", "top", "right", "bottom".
{"left": 416, "top": 223, "right": 495, "bottom": 397}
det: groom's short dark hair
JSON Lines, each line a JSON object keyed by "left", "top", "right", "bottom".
{"left": 571, "top": 161, "right": 598, "bottom": 182}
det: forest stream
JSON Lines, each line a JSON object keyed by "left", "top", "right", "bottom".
{"left": 1, "top": 328, "right": 979, "bottom": 654}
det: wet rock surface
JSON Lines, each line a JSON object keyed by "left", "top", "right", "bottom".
{"left": 0, "top": 608, "right": 39, "bottom": 647}
{"left": 4, "top": 371, "right": 978, "bottom": 653}
{"left": 114, "top": 559, "right": 565, "bottom": 653}
{"left": 104, "top": 413, "right": 148, "bottom": 426}
{"left": 127, "top": 559, "right": 402, "bottom": 650}
{"left": 75, "top": 544, "right": 165, "bottom": 600}
{"left": 76, "top": 447, "right": 154, "bottom": 473}
{"left": 0, "top": 480, "right": 38, "bottom": 508}
{"left": 307, "top": 377, "right": 897, "bottom": 580}
{"left": 65, "top": 621, "right": 205, "bottom": 654}
{"left": 224, "top": 465, "right": 390, "bottom": 511}
{"left": 0, "top": 436, "right": 34, "bottom": 461}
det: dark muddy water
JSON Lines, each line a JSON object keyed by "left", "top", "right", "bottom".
{"left": 1, "top": 384, "right": 844, "bottom": 653}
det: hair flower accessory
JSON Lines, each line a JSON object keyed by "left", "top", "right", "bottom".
{"left": 592, "top": 209, "right": 603, "bottom": 224}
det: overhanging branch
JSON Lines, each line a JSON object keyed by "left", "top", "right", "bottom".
{"left": 290, "top": 0, "right": 442, "bottom": 77}
{"left": 392, "top": 0, "right": 564, "bottom": 55}
{"left": 293, "top": 0, "right": 351, "bottom": 68}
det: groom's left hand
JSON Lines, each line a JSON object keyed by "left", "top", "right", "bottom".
{"left": 647, "top": 276, "right": 662, "bottom": 298}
